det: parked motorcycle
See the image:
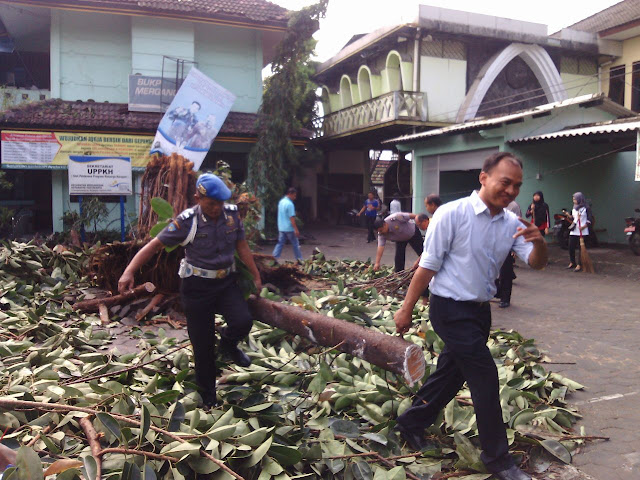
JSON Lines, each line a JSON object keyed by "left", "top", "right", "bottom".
{"left": 552, "top": 208, "right": 598, "bottom": 249}
{"left": 552, "top": 209, "right": 571, "bottom": 249}
{"left": 624, "top": 208, "right": 640, "bottom": 256}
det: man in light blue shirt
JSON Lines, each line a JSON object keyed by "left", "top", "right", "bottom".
{"left": 273, "top": 187, "right": 303, "bottom": 262}
{"left": 393, "top": 152, "right": 547, "bottom": 480}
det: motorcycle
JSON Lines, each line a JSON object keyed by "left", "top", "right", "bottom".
{"left": 553, "top": 208, "right": 598, "bottom": 249}
{"left": 624, "top": 208, "right": 640, "bottom": 256}
{"left": 552, "top": 209, "right": 571, "bottom": 249}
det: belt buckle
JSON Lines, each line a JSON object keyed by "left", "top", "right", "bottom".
{"left": 216, "top": 269, "right": 226, "bottom": 279}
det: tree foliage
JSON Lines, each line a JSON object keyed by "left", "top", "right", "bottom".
{"left": 248, "top": 0, "right": 328, "bottom": 233}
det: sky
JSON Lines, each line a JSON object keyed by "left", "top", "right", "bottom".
{"left": 271, "top": 0, "right": 623, "bottom": 62}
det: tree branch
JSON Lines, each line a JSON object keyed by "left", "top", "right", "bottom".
{"left": 79, "top": 416, "right": 102, "bottom": 480}
{"left": 0, "top": 398, "right": 244, "bottom": 480}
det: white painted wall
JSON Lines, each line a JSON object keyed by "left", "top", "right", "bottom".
{"left": 420, "top": 56, "right": 467, "bottom": 122}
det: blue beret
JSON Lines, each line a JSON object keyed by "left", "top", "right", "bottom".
{"left": 196, "top": 174, "right": 231, "bottom": 201}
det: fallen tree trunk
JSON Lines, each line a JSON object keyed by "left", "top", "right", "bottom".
{"left": 73, "top": 283, "right": 156, "bottom": 313}
{"left": 247, "top": 297, "right": 425, "bottom": 386}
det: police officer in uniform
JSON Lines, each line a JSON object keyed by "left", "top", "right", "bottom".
{"left": 118, "top": 173, "right": 262, "bottom": 408}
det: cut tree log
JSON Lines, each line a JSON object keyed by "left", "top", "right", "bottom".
{"left": 135, "top": 293, "right": 165, "bottom": 321}
{"left": 73, "top": 283, "right": 156, "bottom": 313}
{"left": 98, "top": 304, "right": 110, "bottom": 325}
{"left": 247, "top": 297, "right": 425, "bottom": 386}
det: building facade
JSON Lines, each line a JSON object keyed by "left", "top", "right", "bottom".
{"left": 0, "top": 0, "right": 290, "bottom": 234}
{"left": 311, "top": 5, "right": 618, "bottom": 220}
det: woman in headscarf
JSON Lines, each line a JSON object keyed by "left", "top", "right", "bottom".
{"left": 525, "top": 191, "right": 551, "bottom": 235}
{"left": 567, "top": 192, "right": 590, "bottom": 272}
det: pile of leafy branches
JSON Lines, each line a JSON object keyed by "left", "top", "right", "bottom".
{"left": 0, "top": 242, "right": 592, "bottom": 479}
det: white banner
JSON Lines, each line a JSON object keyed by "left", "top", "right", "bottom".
{"left": 636, "top": 131, "right": 640, "bottom": 182}
{"left": 68, "top": 156, "right": 132, "bottom": 196}
{"left": 150, "top": 67, "right": 236, "bottom": 171}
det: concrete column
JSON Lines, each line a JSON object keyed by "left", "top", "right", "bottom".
{"left": 363, "top": 150, "right": 371, "bottom": 194}
{"left": 50, "top": 10, "right": 61, "bottom": 98}
{"left": 51, "top": 170, "right": 65, "bottom": 232}
{"left": 413, "top": 28, "right": 421, "bottom": 92}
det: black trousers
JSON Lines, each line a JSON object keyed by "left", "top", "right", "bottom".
{"left": 397, "top": 295, "right": 513, "bottom": 472}
{"left": 496, "top": 254, "right": 515, "bottom": 303}
{"left": 365, "top": 216, "right": 376, "bottom": 242}
{"left": 569, "top": 235, "right": 581, "bottom": 266}
{"left": 394, "top": 226, "right": 423, "bottom": 272}
{"left": 180, "top": 274, "right": 253, "bottom": 401}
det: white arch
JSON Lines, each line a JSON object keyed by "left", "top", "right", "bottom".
{"left": 340, "top": 75, "right": 354, "bottom": 108}
{"left": 358, "top": 65, "right": 373, "bottom": 101}
{"left": 385, "top": 50, "right": 402, "bottom": 92}
{"left": 321, "top": 85, "right": 332, "bottom": 114}
{"left": 456, "top": 43, "right": 567, "bottom": 123}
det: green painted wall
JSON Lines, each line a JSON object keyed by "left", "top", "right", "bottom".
{"left": 51, "top": 10, "right": 264, "bottom": 112}
{"left": 194, "top": 24, "right": 263, "bottom": 113}
{"left": 132, "top": 17, "right": 195, "bottom": 77}
{"left": 55, "top": 10, "right": 132, "bottom": 103}
{"left": 401, "top": 105, "right": 640, "bottom": 243}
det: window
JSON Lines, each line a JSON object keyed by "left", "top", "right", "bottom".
{"left": 608, "top": 65, "right": 626, "bottom": 106}
{"left": 632, "top": 62, "right": 640, "bottom": 112}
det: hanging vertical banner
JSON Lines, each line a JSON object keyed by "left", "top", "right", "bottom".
{"left": 149, "top": 67, "right": 236, "bottom": 171}
{"left": 636, "top": 130, "right": 640, "bottom": 182}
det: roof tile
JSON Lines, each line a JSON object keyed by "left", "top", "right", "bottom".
{"left": 566, "top": 0, "right": 640, "bottom": 34}
{"left": 29, "top": 0, "right": 288, "bottom": 27}
{"left": 0, "top": 99, "right": 311, "bottom": 140}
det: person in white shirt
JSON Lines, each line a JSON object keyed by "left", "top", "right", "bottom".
{"left": 390, "top": 196, "right": 402, "bottom": 214}
{"left": 567, "top": 192, "right": 590, "bottom": 272}
{"left": 393, "top": 152, "right": 547, "bottom": 480}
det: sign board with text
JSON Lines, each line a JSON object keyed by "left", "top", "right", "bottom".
{"left": 1, "top": 131, "right": 153, "bottom": 169}
{"left": 68, "top": 156, "right": 132, "bottom": 196}
{"left": 128, "top": 75, "right": 177, "bottom": 112}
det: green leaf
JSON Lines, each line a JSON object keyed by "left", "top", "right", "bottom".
{"left": 352, "top": 461, "right": 373, "bottom": 480}
{"left": 142, "top": 465, "right": 157, "bottom": 480}
{"left": 81, "top": 455, "right": 98, "bottom": 480}
{"left": 329, "top": 419, "right": 360, "bottom": 438}
{"left": 268, "top": 443, "right": 302, "bottom": 466}
{"left": 149, "top": 221, "right": 169, "bottom": 238}
{"left": 454, "top": 433, "right": 486, "bottom": 472}
{"left": 387, "top": 466, "right": 407, "bottom": 480}
{"left": 97, "top": 412, "right": 122, "bottom": 442}
{"left": 540, "top": 439, "right": 572, "bottom": 464}
{"left": 139, "top": 405, "right": 151, "bottom": 445}
{"left": 121, "top": 461, "right": 142, "bottom": 480}
{"left": 244, "top": 436, "right": 273, "bottom": 467}
{"left": 149, "top": 390, "right": 181, "bottom": 404}
{"left": 307, "top": 372, "right": 327, "bottom": 394}
{"left": 150, "top": 197, "right": 174, "bottom": 221}
{"left": 15, "top": 446, "right": 43, "bottom": 480}
{"left": 167, "top": 401, "right": 185, "bottom": 432}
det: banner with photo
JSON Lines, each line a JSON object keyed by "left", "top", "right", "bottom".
{"left": 150, "top": 67, "right": 236, "bottom": 171}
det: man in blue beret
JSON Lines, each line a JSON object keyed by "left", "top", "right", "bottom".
{"left": 118, "top": 173, "right": 262, "bottom": 409}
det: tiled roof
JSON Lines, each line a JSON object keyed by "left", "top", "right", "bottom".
{"left": 565, "top": 0, "right": 640, "bottom": 34}
{"left": 6, "top": 0, "right": 289, "bottom": 29}
{"left": 0, "top": 99, "right": 311, "bottom": 140}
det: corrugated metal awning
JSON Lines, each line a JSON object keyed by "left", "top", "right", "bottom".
{"left": 509, "top": 119, "right": 640, "bottom": 143}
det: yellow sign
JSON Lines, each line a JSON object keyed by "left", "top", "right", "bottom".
{"left": 1, "top": 131, "right": 154, "bottom": 169}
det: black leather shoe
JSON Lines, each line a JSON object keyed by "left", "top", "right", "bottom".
{"left": 491, "top": 465, "right": 532, "bottom": 480}
{"left": 221, "top": 344, "right": 251, "bottom": 367}
{"left": 499, "top": 301, "right": 510, "bottom": 308}
{"left": 393, "top": 423, "right": 428, "bottom": 452}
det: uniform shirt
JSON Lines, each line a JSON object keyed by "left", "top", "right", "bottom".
{"left": 364, "top": 199, "right": 379, "bottom": 218}
{"left": 390, "top": 199, "right": 402, "bottom": 214}
{"left": 378, "top": 213, "right": 417, "bottom": 246}
{"left": 419, "top": 191, "right": 534, "bottom": 302}
{"left": 277, "top": 196, "right": 296, "bottom": 232}
{"left": 157, "top": 204, "right": 245, "bottom": 270}
{"left": 570, "top": 207, "right": 589, "bottom": 236}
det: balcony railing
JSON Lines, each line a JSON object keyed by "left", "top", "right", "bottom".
{"left": 1, "top": 87, "right": 50, "bottom": 110}
{"left": 314, "top": 90, "right": 427, "bottom": 139}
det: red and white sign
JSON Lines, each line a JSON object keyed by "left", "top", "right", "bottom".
{"left": 1, "top": 131, "right": 61, "bottom": 165}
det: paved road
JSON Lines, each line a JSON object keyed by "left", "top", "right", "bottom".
{"left": 270, "top": 223, "right": 640, "bottom": 480}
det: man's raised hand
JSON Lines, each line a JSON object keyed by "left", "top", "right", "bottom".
{"left": 513, "top": 217, "right": 543, "bottom": 244}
